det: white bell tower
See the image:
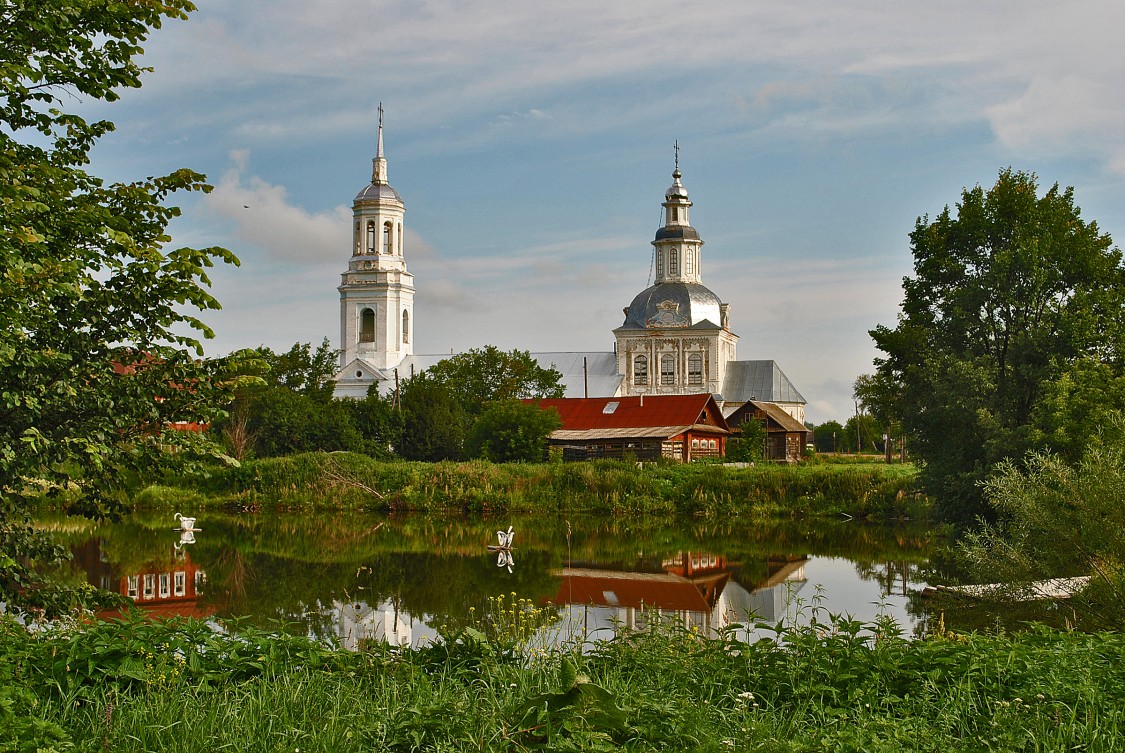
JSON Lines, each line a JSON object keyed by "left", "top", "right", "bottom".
{"left": 337, "top": 104, "right": 414, "bottom": 375}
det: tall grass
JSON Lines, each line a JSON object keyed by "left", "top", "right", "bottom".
{"left": 166, "top": 452, "right": 926, "bottom": 520}
{"left": 5, "top": 610, "right": 1124, "bottom": 752}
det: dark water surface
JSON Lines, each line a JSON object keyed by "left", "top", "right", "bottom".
{"left": 38, "top": 508, "right": 948, "bottom": 648}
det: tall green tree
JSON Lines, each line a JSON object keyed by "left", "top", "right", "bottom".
{"left": 397, "top": 374, "right": 469, "bottom": 462}
{"left": 421, "top": 346, "right": 564, "bottom": 416}
{"left": 1, "top": 1, "right": 241, "bottom": 611}
{"left": 870, "top": 169, "right": 1125, "bottom": 521}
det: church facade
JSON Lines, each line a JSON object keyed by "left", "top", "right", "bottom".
{"left": 332, "top": 112, "right": 806, "bottom": 423}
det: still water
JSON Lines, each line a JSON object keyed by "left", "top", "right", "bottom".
{"left": 38, "top": 509, "right": 945, "bottom": 648}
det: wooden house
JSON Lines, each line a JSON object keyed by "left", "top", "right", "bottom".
{"left": 726, "top": 400, "right": 810, "bottom": 464}
{"left": 530, "top": 393, "right": 730, "bottom": 462}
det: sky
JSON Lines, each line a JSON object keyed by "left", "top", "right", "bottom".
{"left": 76, "top": 0, "right": 1125, "bottom": 424}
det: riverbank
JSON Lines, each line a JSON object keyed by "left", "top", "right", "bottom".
{"left": 144, "top": 452, "right": 925, "bottom": 520}
{"left": 5, "top": 610, "right": 1122, "bottom": 752}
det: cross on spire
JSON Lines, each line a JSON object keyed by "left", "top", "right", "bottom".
{"left": 674, "top": 140, "right": 679, "bottom": 170}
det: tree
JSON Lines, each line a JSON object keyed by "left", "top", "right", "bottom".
{"left": 1, "top": 2, "right": 241, "bottom": 611}
{"left": 258, "top": 338, "right": 338, "bottom": 400}
{"left": 870, "top": 169, "right": 1125, "bottom": 521}
{"left": 727, "top": 418, "right": 766, "bottom": 462}
{"left": 421, "top": 346, "right": 564, "bottom": 416}
{"left": 397, "top": 374, "right": 469, "bottom": 461}
{"left": 345, "top": 386, "right": 402, "bottom": 460}
{"left": 466, "top": 400, "right": 562, "bottom": 463}
{"left": 812, "top": 420, "right": 845, "bottom": 453}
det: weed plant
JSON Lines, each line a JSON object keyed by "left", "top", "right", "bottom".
{"left": 4, "top": 606, "right": 1125, "bottom": 752}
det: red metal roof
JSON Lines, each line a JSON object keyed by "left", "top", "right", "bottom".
{"left": 531, "top": 394, "right": 728, "bottom": 431}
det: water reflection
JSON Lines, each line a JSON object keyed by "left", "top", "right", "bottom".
{"left": 38, "top": 510, "right": 940, "bottom": 647}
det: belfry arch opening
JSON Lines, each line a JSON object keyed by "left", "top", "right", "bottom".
{"left": 360, "top": 308, "right": 375, "bottom": 343}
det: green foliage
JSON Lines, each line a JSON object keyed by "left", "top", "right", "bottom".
{"left": 871, "top": 169, "right": 1125, "bottom": 521}
{"left": 191, "top": 452, "right": 924, "bottom": 519}
{"left": 727, "top": 419, "right": 765, "bottom": 462}
{"left": 421, "top": 346, "right": 564, "bottom": 417}
{"left": 466, "top": 400, "right": 562, "bottom": 462}
{"left": 960, "top": 425, "right": 1125, "bottom": 629}
{"left": 0, "top": 0, "right": 243, "bottom": 614}
{"left": 842, "top": 412, "right": 883, "bottom": 454}
{"left": 5, "top": 612, "right": 1125, "bottom": 752}
{"left": 397, "top": 374, "right": 469, "bottom": 461}
{"left": 812, "top": 420, "right": 845, "bottom": 453}
{"left": 249, "top": 385, "right": 362, "bottom": 457}
{"left": 254, "top": 337, "right": 336, "bottom": 398}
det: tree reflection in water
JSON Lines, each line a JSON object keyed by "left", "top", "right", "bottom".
{"left": 40, "top": 509, "right": 952, "bottom": 647}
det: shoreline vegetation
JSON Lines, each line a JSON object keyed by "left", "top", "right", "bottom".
{"left": 7, "top": 609, "right": 1124, "bottom": 752}
{"left": 138, "top": 452, "right": 926, "bottom": 520}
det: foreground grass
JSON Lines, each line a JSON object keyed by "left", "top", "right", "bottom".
{"left": 5, "top": 610, "right": 1124, "bottom": 752}
{"left": 147, "top": 452, "right": 924, "bottom": 519}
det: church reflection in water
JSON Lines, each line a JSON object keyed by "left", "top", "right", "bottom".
{"left": 547, "top": 552, "right": 809, "bottom": 640}
{"left": 63, "top": 515, "right": 924, "bottom": 651}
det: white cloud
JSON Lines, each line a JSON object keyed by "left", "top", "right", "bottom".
{"left": 203, "top": 150, "right": 350, "bottom": 262}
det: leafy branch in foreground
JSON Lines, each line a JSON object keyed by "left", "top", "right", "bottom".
{"left": 1, "top": 1, "right": 242, "bottom": 614}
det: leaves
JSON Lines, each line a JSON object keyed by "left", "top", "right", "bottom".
{"left": 0, "top": 0, "right": 241, "bottom": 614}
{"left": 870, "top": 169, "right": 1125, "bottom": 520}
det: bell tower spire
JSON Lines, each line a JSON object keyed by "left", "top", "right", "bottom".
{"left": 336, "top": 104, "right": 415, "bottom": 383}
{"left": 653, "top": 144, "right": 703, "bottom": 285}
{"left": 372, "top": 102, "right": 388, "bottom": 185}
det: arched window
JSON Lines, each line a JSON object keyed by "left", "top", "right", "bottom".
{"left": 668, "top": 248, "right": 679, "bottom": 275}
{"left": 366, "top": 221, "right": 376, "bottom": 254}
{"left": 661, "top": 354, "right": 675, "bottom": 385}
{"left": 402, "top": 310, "right": 410, "bottom": 344}
{"left": 685, "top": 248, "right": 694, "bottom": 276}
{"left": 633, "top": 355, "right": 648, "bottom": 385}
{"left": 656, "top": 251, "right": 664, "bottom": 278}
{"left": 355, "top": 221, "right": 361, "bottom": 255}
{"left": 384, "top": 221, "right": 393, "bottom": 255}
{"left": 360, "top": 308, "right": 375, "bottom": 343}
{"left": 688, "top": 353, "right": 703, "bottom": 384}
{"left": 671, "top": 206, "right": 679, "bottom": 223}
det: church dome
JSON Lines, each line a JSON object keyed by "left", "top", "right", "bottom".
{"left": 619, "top": 282, "right": 724, "bottom": 330}
{"left": 354, "top": 182, "right": 402, "bottom": 203}
{"left": 665, "top": 168, "right": 689, "bottom": 200}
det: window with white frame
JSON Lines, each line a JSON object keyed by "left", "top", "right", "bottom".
{"left": 633, "top": 355, "right": 648, "bottom": 385}
{"left": 688, "top": 353, "right": 703, "bottom": 384}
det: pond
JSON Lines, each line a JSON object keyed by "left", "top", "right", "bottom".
{"left": 37, "top": 508, "right": 948, "bottom": 648}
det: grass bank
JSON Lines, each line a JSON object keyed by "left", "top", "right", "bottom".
{"left": 149, "top": 452, "right": 925, "bottom": 520}
{"left": 5, "top": 610, "right": 1122, "bottom": 752}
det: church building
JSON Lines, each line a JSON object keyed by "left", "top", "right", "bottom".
{"left": 332, "top": 111, "right": 806, "bottom": 423}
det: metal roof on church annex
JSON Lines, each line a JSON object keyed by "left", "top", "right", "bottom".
{"left": 721, "top": 360, "right": 806, "bottom": 405}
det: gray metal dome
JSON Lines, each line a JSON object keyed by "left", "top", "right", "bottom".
{"left": 354, "top": 183, "right": 402, "bottom": 203}
{"left": 619, "top": 282, "right": 724, "bottom": 330}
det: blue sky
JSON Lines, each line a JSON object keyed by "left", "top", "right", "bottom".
{"left": 79, "top": 0, "right": 1125, "bottom": 423}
